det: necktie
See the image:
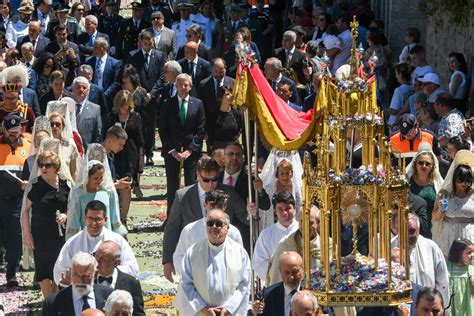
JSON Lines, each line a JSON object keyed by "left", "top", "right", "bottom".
{"left": 31, "top": 39, "right": 36, "bottom": 47}
{"left": 189, "top": 61, "right": 195, "bottom": 78}
{"left": 82, "top": 295, "right": 90, "bottom": 311}
{"left": 98, "top": 275, "right": 113, "bottom": 284}
{"left": 96, "top": 58, "right": 102, "bottom": 81}
{"left": 272, "top": 81, "right": 277, "bottom": 90}
{"left": 232, "top": 22, "right": 237, "bottom": 32}
{"left": 179, "top": 99, "right": 186, "bottom": 125}
{"left": 144, "top": 53, "right": 149, "bottom": 69}
{"left": 134, "top": 21, "right": 139, "bottom": 29}
{"left": 215, "top": 78, "right": 222, "bottom": 95}
{"left": 286, "top": 50, "right": 292, "bottom": 67}
{"left": 76, "top": 103, "right": 81, "bottom": 116}
{"left": 227, "top": 175, "right": 233, "bottom": 186}
{"left": 90, "top": 33, "right": 95, "bottom": 46}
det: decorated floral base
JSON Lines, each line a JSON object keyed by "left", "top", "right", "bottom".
{"left": 309, "top": 255, "right": 409, "bottom": 293}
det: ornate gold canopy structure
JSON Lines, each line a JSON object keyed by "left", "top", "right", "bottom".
{"left": 301, "top": 17, "right": 412, "bottom": 307}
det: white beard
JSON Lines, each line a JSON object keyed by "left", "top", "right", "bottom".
{"left": 73, "top": 283, "right": 93, "bottom": 296}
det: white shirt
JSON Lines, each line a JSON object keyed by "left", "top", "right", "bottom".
{"left": 173, "top": 218, "right": 243, "bottom": 275}
{"left": 223, "top": 170, "right": 241, "bottom": 187}
{"left": 411, "top": 65, "right": 433, "bottom": 85}
{"left": 197, "top": 182, "right": 207, "bottom": 218}
{"left": 96, "top": 267, "right": 118, "bottom": 288}
{"left": 72, "top": 285, "right": 96, "bottom": 315}
{"left": 283, "top": 283, "right": 299, "bottom": 316}
{"left": 252, "top": 220, "right": 298, "bottom": 281}
{"left": 53, "top": 228, "right": 139, "bottom": 285}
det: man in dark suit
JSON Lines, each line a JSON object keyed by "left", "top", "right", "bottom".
{"left": 127, "top": 30, "right": 165, "bottom": 165}
{"left": 97, "top": 1, "right": 123, "bottom": 58}
{"left": 178, "top": 41, "right": 211, "bottom": 93}
{"left": 77, "top": 15, "right": 110, "bottom": 61}
{"left": 158, "top": 73, "right": 205, "bottom": 214}
{"left": 75, "top": 64, "right": 108, "bottom": 123}
{"left": 72, "top": 76, "right": 102, "bottom": 150}
{"left": 274, "top": 30, "right": 306, "bottom": 84}
{"left": 86, "top": 38, "right": 121, "bottom": 107}
{"left": 198, "top": 58, "right": 235, "bottom": 150}
{"left": 143, "top": 0, "right": 172, "bottom": 28}
{"left": 145, "top": 10, "right": 176, "bottom": 61}
{"left": 156, "top": 60, "right": 180, "bottom": 121}
{"left": 115, "top": 1, "right": 151, "bottom": 60}
{"left": 218, "top": 143, "right": 270, "bottom": 254}
{"left": 16, "top": 21, "right": 50, "bottom": 58}
{"left": 42, "top": 252, "right": 113, "bottom": 316}
{"left": 95, "top": 241, "right": 145, "bottom": 316}
{"left": 264, "top": 57, "right": 300, "bottom": 105}
{"left": 45, "top": 24, "right": 80, "bottom": 87}
{"left": 253, "top": 251, "right": 303, "bottom": 316}
{"left": 31, "top": 0, "right": 53, "bottom": 37}
{"left": 162, "top": 155, "right": 251, "bottom": 282}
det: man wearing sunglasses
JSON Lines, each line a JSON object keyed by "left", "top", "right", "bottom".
{"left": 162, "top": 155, "right": 251, "bottom": 282}
{"left": 0, "top": 113, "right": 31, "bottom": 286}
{"left": 174, "top": 207, "right": 250, "bottom": 316}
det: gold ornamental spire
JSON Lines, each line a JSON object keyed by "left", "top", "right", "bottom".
{"left": 349, "top": 16, "right": 359, "bottom": 79}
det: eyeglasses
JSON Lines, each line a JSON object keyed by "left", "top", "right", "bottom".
{"left": 50, "top": 122, "right": 62, "bottom": 128}
{"left": 38, "top": 163, "right": 53, "bottom": 169}
{"left": 44, "top": 64, "right": 54, "bottom": 69}
{"left": 201, "top": 176, "right": 219, "bottom": 183}
{"left": 225, "top": 152, "right": 242, "bottom": 158}
{"left": 416, "top": 161, "right": 432, "bottom": 167}
{"left": 152, "top": 16, "right": 163, "bottom": 20}
{"left": 86, "top": 216, "right": 105, "bottom": 223}
{"left": 206, "top": 220, "right": 226, "bottom": 228}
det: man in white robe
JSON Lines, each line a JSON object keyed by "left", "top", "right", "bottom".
{"left": 267, "top": 205, "right": 326, "bottom": 286}
{"left": 173, "top": 204, "right": 250, "bottom": 315}
{"left": 173, "top": 206, "right": 243, "bottom": 276}
{"left": 53, "top": 200, "right": 139, "bottom": 285}
{"left": 251, "top": 192, "right": 298, "bottom": 284}
{"left": 392, "top": 213, "right": 449, "bottom": 316}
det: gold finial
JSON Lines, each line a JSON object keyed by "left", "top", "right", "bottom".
{"left": 349, "top": 16, "right": 359, "bottom": 79}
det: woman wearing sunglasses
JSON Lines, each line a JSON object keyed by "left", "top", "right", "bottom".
{"left": 407, "top": 147, "right": 444, "bottom": 238}
{"left": 433, "top": 151, "right": 474, "bottom": 257}
{"left": 32, "top": 52, "right": 59, "bottom": 99}
{"left": 20, "top": 139, "right": 72, "bottom": 299}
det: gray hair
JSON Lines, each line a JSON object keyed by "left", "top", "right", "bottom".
{"left": 175, "top": 73, "right": 193, "bottom": 86}
{"left": 71, "top": 252, "right": 97, "bottom": 271}
{"left": 99, "top": 240, "right": 122, "bottom": 258}
{"left": 164, "top": 60, "right": 182, "bottom": 75}
{"left": 21, "top": 42, "right": 34, "bottom": 51}
{"left": 265, "top": 57, "right": 282, "bottom": 71}
{"left": 94, "top": 37, "right": 109, "bottom": 51}
{"left": 408, "top": 213, "right": 420, "bottom": 228}
{"left": 104, "top": 290, "right": 134, "bottom": 315}
{"left": 291, "top": 290, "right": 319, "bottom": 312}
{"left": 206, "top": 209, "right": 230, "bottom": 225}
{"left": 85, "top": 15, "right": 98, "bottom": 25}
{"left": 78, "top": 64, "right": 94, "bottom": 76}
{"left": 72, "top": 76, "right": 90, "bottom": 89}
{"left": 283, "top": 30, "right": 297, "bottom": 42}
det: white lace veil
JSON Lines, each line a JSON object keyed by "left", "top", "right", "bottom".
{"left": 440, "top": 150, "right": 474, "bottom": 195}
{"left": 45, "top": 100, "right": 74, "bottom": 142}
{"left": 66, "top": 143, "right": 126, "bottom": 237}
{"left": 59, "top": 97, "right": 78, "bottom": 132}
{"left": 261, "top": 147, "right": 304, "bottom": 208}
{"left": 406, "top": 142, "right": 444, "bottom": 192}
{"left": 30, "top": 116, "right": 53, "bottom": 155}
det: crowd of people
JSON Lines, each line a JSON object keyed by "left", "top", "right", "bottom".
{"left": 0, "top": 0, "right": 472, "bottom": 315}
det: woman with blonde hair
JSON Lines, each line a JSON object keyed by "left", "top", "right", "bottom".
{"left": 21, "top": 139, "right": 72, "bottom": 298}
{"left": 106, "top": 90, "right": 144, "bottom": 221}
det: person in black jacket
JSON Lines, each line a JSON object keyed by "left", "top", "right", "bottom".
{"left": 95, "top": 241, "right": 145, "bottom": 316}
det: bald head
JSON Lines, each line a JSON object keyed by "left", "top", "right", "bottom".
{"left": 95, "top": 241, "right": 121, "bottom": 276}
{"left": 291, "top": 290, "right": 319, "bottom": 316}
{"left": 184, "top": 41, "right": 199, "bottom": 60}
{"left": 28, "top": 21, "right": 41, "bottom": 39}
{"left": 279, "top": 251, "right": 304, "bottom": 288}
{"left": 81, "top": 309, "right": 105, "bottom": 316}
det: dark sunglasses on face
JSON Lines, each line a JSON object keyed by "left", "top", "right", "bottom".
{"left": 206, "top": 220, "right": 226, "bottom": 228}
{"left": 417, "top": 161, "right": 432, "bottom": 167}
{"left": 39, "top": 163, "right": 53, "bottom": 169}
{"left": 201, "top": 176, "right": 219, "bottom": 183}
{"left": 50, "top": 122, "right": 62, "bottom": 128}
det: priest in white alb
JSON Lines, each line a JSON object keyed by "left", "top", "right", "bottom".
{"left": 53, "top": 200, "right": 139, "bottom": 285}
{"left": 173, "top": 204, "right": 251, "bottom": 315}
{"left": 251, "top": 192, "right": 298, "bottom": 284}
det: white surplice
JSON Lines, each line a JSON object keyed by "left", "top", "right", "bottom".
{"left": 53, "top": 227, "right": 139, "bottom": 285}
